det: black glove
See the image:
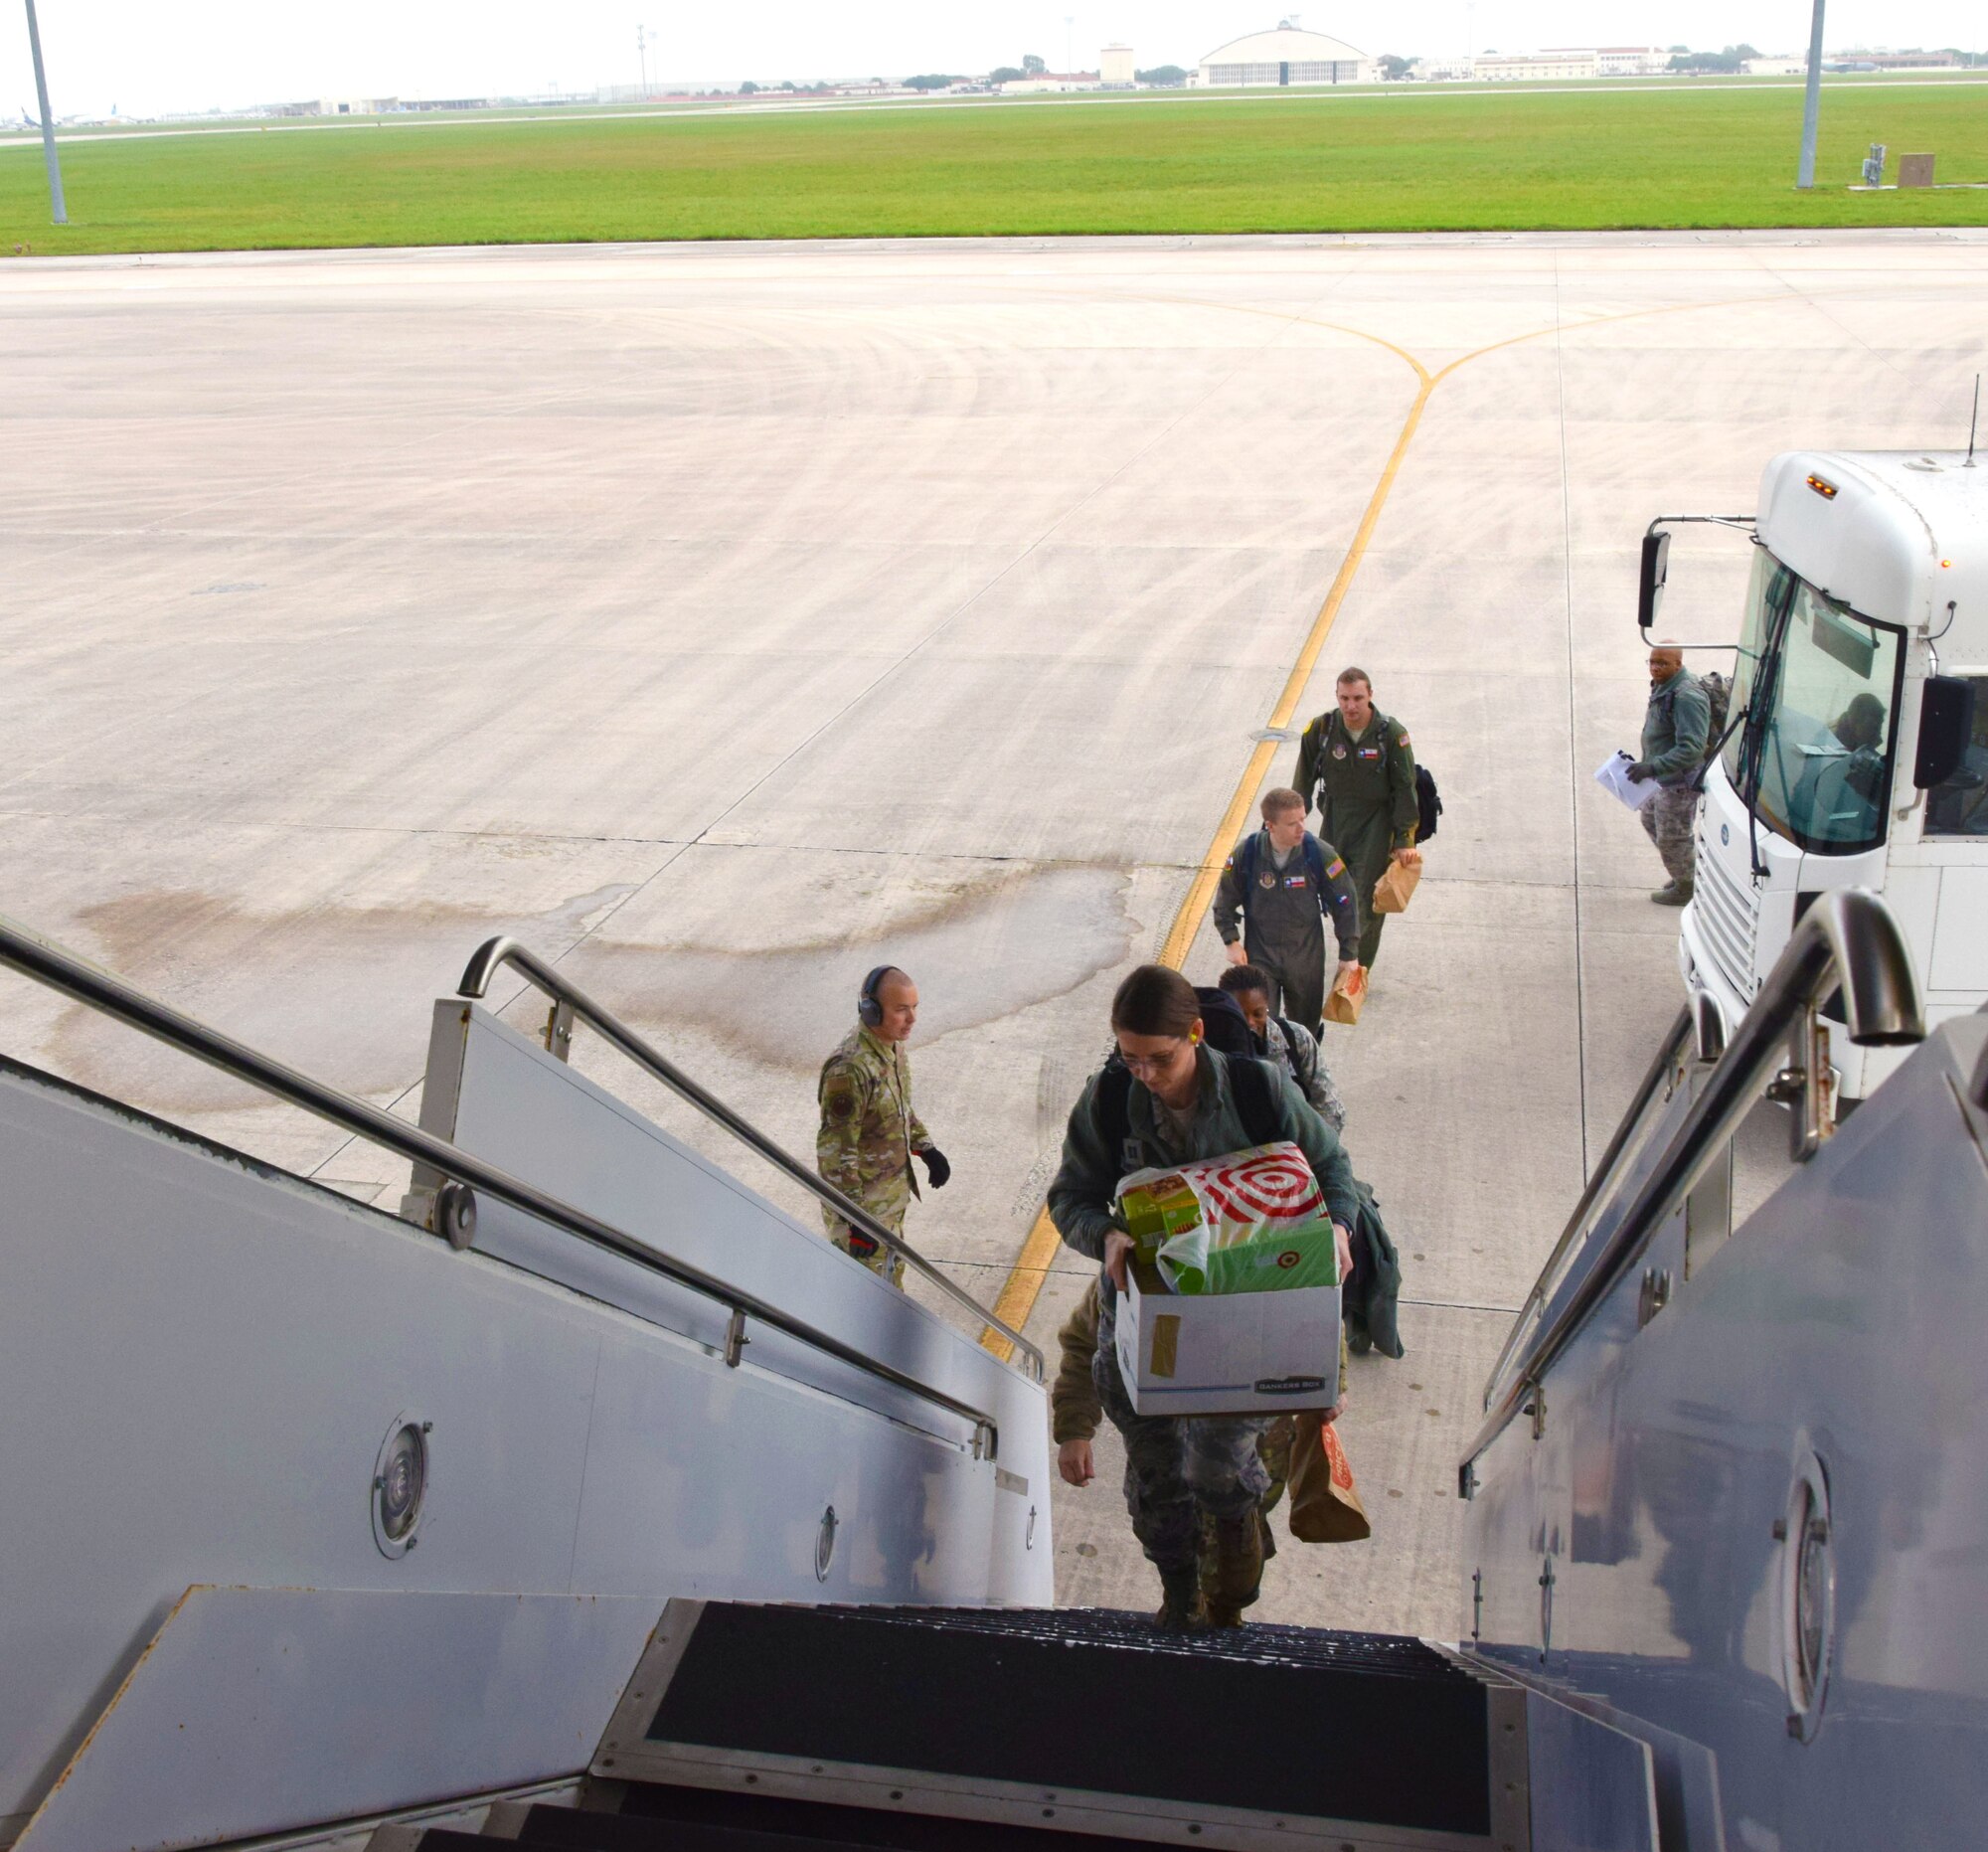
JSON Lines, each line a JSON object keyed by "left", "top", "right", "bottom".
{"left": 917, "top": 1146, "right": 951, "bottom": 1188}
{"left": 1626, "top": 759, "right": 1654, "bottom": 783}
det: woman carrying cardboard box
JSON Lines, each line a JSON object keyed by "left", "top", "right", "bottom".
{"left": 1048, "top": 963, "right": 1357, "bottom": 1629}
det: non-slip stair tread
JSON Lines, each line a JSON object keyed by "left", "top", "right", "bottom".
{"left": 508, "top": 1789, "right": 1174, "bottom": 1850}
{"left": 795, "top": 1605, "right": 1469, "bottom": 1681}
{"left": 643, "top": 1602, "right": 1490, "bottom": 1837}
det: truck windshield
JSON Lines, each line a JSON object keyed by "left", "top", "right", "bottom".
{"left": 1722, "top": 548, "right": 1905, "bottom": 855}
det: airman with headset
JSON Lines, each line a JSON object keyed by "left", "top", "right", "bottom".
{"left": 815, "top": 965, "right": 950, "bottom": 1286}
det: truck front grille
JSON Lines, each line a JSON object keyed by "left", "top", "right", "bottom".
{"left": 1695, "top": 822, "right": 1759, "bottom": 1000}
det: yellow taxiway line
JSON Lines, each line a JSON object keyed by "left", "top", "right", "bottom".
{"left": 978, "top": 279, "right": 1818, "bottom": 1362}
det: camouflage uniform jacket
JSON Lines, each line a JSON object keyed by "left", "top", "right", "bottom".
{"left": 816, "top": 1024, "right": 930, "bottom": 1244}
{"left": 1259, "top": 1014, "right": 1347, "bottom": 1132}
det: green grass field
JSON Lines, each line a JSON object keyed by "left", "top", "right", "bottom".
{"left": 4, "top": 82, "right": 1985, "bottom": 254}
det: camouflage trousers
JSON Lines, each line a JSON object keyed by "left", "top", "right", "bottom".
{"left": 1093, "top": 1299, "right": 1270, "bottom": 1577}
{"left": 1640, "top": 784, "right": 1698, "bottom": 887}
{"left": 1200, "top": 1415, "right": 1292, "bottom": 1599}
{"left": 828, "top": 1213, "right": 907, "bottom": 1289}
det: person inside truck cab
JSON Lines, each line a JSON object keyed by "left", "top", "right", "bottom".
{"left": 1833, "top": 693, "right": 1889, "bottom": 805}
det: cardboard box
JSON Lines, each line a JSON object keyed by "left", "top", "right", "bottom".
{"left": 1113, "top": 1258, "right": 1342, "bottom": 1417}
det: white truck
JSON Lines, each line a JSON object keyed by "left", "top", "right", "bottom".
{"left": 1641, "top": 449, "right": 1987, "bottom": 1101}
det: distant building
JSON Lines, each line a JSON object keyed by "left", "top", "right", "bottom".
{"left": 1743, "top": 57, "right": 1809, "bottom": 76}
{"left": 1474, "top": 51, "right": 1596, "bottom": 81}
{"left": 1840, "top": 50, "right": 1961, "bottom": 68}
{"left": 1100, "top": 45, "right": 1136, "bottom": 88}
{"left": 1408, "top": 56, "right": 1475, "bottom": 82}
{"left": 998, "top": 72, "right": 1102, "bottom": 92}
{"left": 278, "top": 97, "right": 403, "bottom": 116}
{"left": 1467, "top": 47, "right": 1666, "bottom": 80}
{"left": 1197, "top": 20, "right": 1374, "bottom": 86}
{"left": 1593, "top": 47, "right": 1668, "bottom": 76}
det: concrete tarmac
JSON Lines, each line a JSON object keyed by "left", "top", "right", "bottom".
{"left": 4, "top": 231, "right": 1983, "bottom": 1638}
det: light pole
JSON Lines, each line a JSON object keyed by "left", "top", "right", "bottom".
{"left": 23, "top": 0, "right": 68, "bottom": 225}
{"left": 1797, "top": 0, "right": 1821, "bottom": 188}
{"left": 637, "top": 23, "right": 648, "bottom": 97}
{"left": 1065, "top": 15, "right": 1074, "bottom": 75}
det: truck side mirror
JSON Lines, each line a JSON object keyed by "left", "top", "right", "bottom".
{"left": 1638, "top": 531, "right": 1670, "bottom": 631}
{"left": 1914, "top": 676, "right": 1977, "bottom": 788}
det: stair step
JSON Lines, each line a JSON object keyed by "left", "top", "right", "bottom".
{"left": 520, "top": 1790, "right": 1171, "bottom": 1849}
{"left": 595, "top": 1601, "right": 1493, "bottom": 1843}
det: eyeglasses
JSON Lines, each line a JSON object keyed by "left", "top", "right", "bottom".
{"left": 1119, "top": 1041, "right": 1192, "bottom": 1079}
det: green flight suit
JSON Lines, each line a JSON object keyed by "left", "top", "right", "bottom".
{"left": 816, "top": 1023, "right": 929, "bottom": 1287}
{"left": 1295, "top": 708, "right": 1419, "bottom": 969}
{"left": 1210, "top": 828, "right": 1362, "bottom": 1037}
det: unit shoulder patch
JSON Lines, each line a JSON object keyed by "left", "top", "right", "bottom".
{"left": 820, "top": 1071, "right": 863, "bottom": 1123}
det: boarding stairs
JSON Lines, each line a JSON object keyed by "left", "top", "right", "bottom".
{"left": 7, "top": 887, "right": 1986, "bottom": 1852}
{"left": 370, "top": 1598, "right": 1625, "bottom": 1852}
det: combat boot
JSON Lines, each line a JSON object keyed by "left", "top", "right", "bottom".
{"left": 1651, "top": 881, "right": 1693, "bottom": 907}
{"left": 1155, "top": 1562, "right": 1208, "bottom": 1631}
{"left": 1203, "top": 1511, "right": 1266, "bottom": 1628}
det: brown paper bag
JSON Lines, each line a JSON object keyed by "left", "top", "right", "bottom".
{"left": 1288, "top": 1414, "right": 1371, "bottom": 1543}
{"left": 1372, "top": 853, "right": 1422, "bottom": 916}
{"left": 1322, "top": 965, "right": 1366, "bottom": 1027}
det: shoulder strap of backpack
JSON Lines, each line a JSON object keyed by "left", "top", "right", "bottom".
{"left": 1303, "top": 835, "right": 1325, "bottom": 888}
{"left": 1224, "top": 1053, "right": 1281, "bottom": 1147}
{"left": 1096, "top": 1058, "right": 1133, "bottom": 1158}
{"left": 1274, "top": 1016, "right": 1316, "bottom": 1092}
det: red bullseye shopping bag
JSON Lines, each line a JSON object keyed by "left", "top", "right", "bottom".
{"left": 1117, "top": 1142, "right": 1339, "bottom": 1296}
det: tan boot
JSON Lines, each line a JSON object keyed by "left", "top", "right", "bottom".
{"left": 1204, "top": 1511, "right": 1266, "bottom": 1628}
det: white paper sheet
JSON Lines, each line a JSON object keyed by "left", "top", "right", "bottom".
{"left": 1594, "top": 749, "right": 1660, "bottom": 811}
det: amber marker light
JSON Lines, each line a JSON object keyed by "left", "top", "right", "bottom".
{"left": 1806, "top": 474, "right": 1839, "bottom": 499}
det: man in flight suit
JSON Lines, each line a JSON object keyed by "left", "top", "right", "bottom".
{"left": 1212, "top": 786, "right": 1362, "bottom": 1038}
{"left": 1295, "top": 667, "right": 1419, "bottom": 972}
{"left": 816, "top": 965, "right": 949, "bottom": 1287}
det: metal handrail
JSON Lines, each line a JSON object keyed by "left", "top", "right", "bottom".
{"left": 1460, "top": 889, "right": 1922, "bottom": 1487}
{"left": 1478, "top": 1002, "right": 1697, "bottom": 1412}
{"left": 0, "top": 918, "right": 1012, "bottom": 1456}
{"left": 457, "top": 935, "right": 1045, "bottom": 1379}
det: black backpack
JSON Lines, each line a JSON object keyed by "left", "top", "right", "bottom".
{"left": 1192, "top": 986, "right": 1256, "bottom": 1060}
{"left": 1688, "top": 670, "right": 1740, "bottom": 794}
{"left": 1415, "top": 764, "right": 1442, "bottom": 845}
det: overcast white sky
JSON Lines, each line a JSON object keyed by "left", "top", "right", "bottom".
{"left": 4, "top": 3, "right": 1981, "bottom": 118}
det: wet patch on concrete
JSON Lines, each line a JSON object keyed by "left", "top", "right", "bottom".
{"left": 554, "top": 861, "right": 1136, "bottom": 1072}
{"left": 43, "top": 860, "right": 1134, "bottom": 1108}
